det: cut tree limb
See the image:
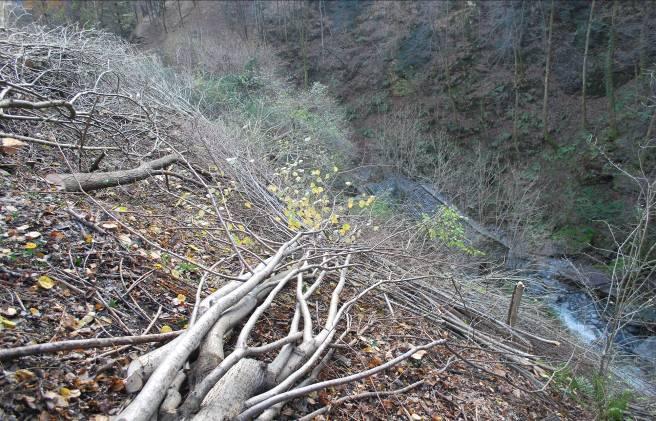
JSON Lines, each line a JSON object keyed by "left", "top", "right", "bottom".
{"left": 0, "top": 132, "right": 120, "bottom": 151}
{"left": 45, "top": 153, "right": 179, "bottom": 192}
{"left": 0, "top": 331, "right": 181, "bottom": 361}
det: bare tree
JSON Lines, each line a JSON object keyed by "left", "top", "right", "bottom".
{"left": 542, "top": 0, "right": 555, "bottom": 141}
{"left": 581, "top": 0, "right": 596, "bottom": 130}
{"left": 605, "top": 0, "right": 618, "bottom": 138}
{"left": 587, "top": 136, "right": 656, "bottom": 413}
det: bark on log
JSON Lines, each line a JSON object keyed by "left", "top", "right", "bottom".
{"left": 190, "top": 294, "right": 258, "bottom": 386}
{"left": 45, "top": 154, "right": 179, "bottom": 192}
{"left": 192, "top": 358, "right": 266, "bottom": 421}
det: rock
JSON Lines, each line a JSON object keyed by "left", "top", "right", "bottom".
{"left": 633, "top": 337, "right": 656, "bottom": 363}
{"left": 556, "top": 264, "right": 612, "bottom": 296}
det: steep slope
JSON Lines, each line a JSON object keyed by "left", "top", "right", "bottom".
{"left": 0, "top": 15, "right": 596, "bottom": 421}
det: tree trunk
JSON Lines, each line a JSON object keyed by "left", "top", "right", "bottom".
{"left": 542, "top": 0, "right": 554, "bottom": 141}
{"left": 177, "top": 0, "right": 183, "bottom": 26}
{"left": 606, "top": 0, "right": 618, "bottom": 138}
{"left": 512, "top": 44, "right": 521, "bottom": 154}
{"left": 319, "top": 0, "right": 325, "bottom": 64}
{"left": 161, "top": 0, "right": 168, "bottom": 33}
{"left": 581, "top": 0, "right": 595, "bottom": 130}
{"left": 45, "top": 154, "right": 179, "bottom": 192}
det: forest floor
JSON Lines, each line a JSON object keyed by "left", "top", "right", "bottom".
{"left": 0, "top": 148, "right": 592, "bottom": 420}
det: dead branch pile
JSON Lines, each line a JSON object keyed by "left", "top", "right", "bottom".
{"left": 0, "top": 22, "right": 574, "bottom": 420}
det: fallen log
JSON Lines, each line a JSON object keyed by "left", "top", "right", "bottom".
{"left": 45, "top": 153, "right": 179, "bottom": 192}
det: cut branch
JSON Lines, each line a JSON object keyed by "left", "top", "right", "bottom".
{"left": 45, "top": 153, "right": 180, "bottom": 192}
{"left": 0, "top": 331, "right": 181, "bottom": 361}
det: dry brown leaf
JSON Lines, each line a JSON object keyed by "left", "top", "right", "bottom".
{"left": 1, "top": 137, "right": 26, "bottom": 154}
{"left": 367, "top": 355, "right": 383, "bottom": 368}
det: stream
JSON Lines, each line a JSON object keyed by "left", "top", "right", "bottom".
{"left": 361, "top": 172, "right": 656, "bottom": 396}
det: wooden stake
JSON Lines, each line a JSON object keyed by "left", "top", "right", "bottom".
{"left": 506, "top": 282, "right": 525, "bottom": 328}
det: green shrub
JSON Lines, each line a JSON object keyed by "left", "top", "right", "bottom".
{"left": 421, "top": 207, "right": 483, "bottom": 255}
{"left": 369, "top": 195, "right": 395, "bottom": 220}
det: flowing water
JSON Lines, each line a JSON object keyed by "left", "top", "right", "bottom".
{"left": 363, "top": 173, "right": 656, "bottom": 396}
{"left": 528, "top": 259, "right": 656, "bottom": 396}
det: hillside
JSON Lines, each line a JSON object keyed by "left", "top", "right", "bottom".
{"left": 1, "top": 1, "right": 655, "bottom": 420}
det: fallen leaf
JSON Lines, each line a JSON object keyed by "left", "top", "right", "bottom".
{"left": 118, "top": 234, "right": 132, "bottom": 247}
{"left": 37, "top": 275, "right": 55, "bottom": 289}
{"left": 160, "top": 325, "right": 173, "bottom": 333}
{"left": 43, "top": 390, "right": 68, "bottom": 408}
{"left": 49, "top": 230, "right": 65, "bottom": 240}
{"left": 0, "top": 315, "right": 17, "bottom": 328}
{"left": 101, "top": 223, "right": 118, "bottom": 230}
{"left": 110, "top": 378, "right": 125, "bottom": 392}
{"left": 24, "top": 242, "right": 38, "bottom": 250}
{"left": 411, "top": 350, "right": 428, "bottom": 360}
{"left": 14, "top": 369, "right": 36, "bottom": 382}
{"left": 1, "top": 137, "right": 26, "bottom": 154}
{"left": 16, "top": 224, "right": 30, "bottom": 232}
{"left": 173, "top": 294, "right": 186, "bottom": 306}
{"left": 25, "top": 231, "right": 41, "bottom": 239}
{"left": 367, "top": 355, "right": 383, "bottom": 368}
{"left": 76, "top": 312, "right": 96, "bottom": 329}
{"left": 1, "top": 307, "right": 17, "bottom": 317}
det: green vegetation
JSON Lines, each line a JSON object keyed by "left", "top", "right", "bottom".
{"left": 552, "top": 368, "right": 633, "bottom": 421}
{"left": 421, "top": 207, "right": 482, "bottom": 256}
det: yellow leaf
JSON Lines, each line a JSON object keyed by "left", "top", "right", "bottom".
{"left": 14, "top": 369, "right": 35, "bottom": 381}
{"left": 59, "top": 387, "right": 71, "bottom": 398}
{"left": 176, "top": 294, "right": 186, "bottom": 304}
{"left": 29, "top": 307, "right": 40, "bottom": 316}
{"left": 84, "top": 234, "right": 93, "bottom": 244}
{"left": 358, "top": 199, "right": 366, "bottom": 208}
{"left": 347, "top": 198, "right": 354, "bottom": 209}
{"left": 37, "top": 275, "right": 55, "bottom": 289}
{"left": 244, "top": 201, "right": 252, "bottom": 209}
{"left": 114, "top": 206, "right": 128, "bottom": 213}
{"left": 159, "top": 325, "right": 173, "bottom": 333}
{"left": 330, "top": 214, "right": 339, "bottom": 224}
{"left": 24, "top": 242, "right": 38, "bottom": 250}
{"left": 0, "top": 315, "right": 16, "bottom": 328}
{"left": 333, "top": 166, "right": 339, "bottom": 172}
{"left": 339, "top": 223, "right": 351, "bottom": 236}
{"left": 267, "top": 184, "right": 278, "bottom": 193}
